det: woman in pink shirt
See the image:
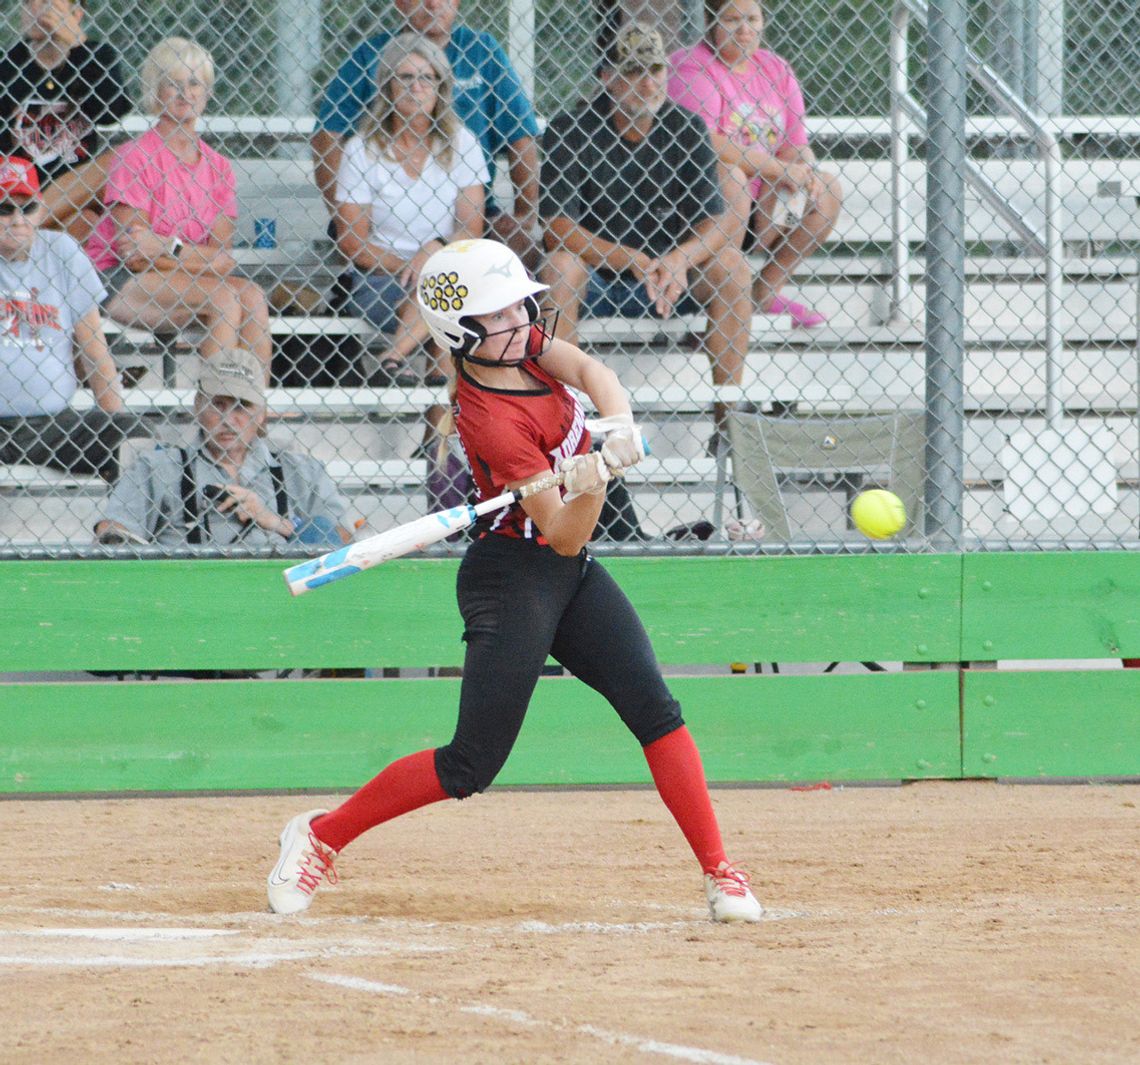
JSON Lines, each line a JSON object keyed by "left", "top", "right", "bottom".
{"left": 87, "top": 37, "right": 271, "bottom": 371}
{"left": 669, "top": 0, "right": 842, "bottom": 328}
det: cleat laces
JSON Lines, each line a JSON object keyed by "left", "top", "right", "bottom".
{"left": 709, "top": 862, "right": 751, "bottom": 898}
{"left": 296, "top": 832, "right": 339, "bottom": 896}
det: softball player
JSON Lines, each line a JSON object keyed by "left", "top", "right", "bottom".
{"left": 268, "top": 239, "right": 761, "bottom": 923}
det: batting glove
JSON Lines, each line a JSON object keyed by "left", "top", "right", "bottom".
{"left": 559, "top": 451, "right": 612, "bottom": 501}
{"left": 599, "top": 416, "right": 646, "bottom": 472}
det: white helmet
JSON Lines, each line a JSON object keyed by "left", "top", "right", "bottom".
{"left": 417, "top": 239, "right": 548, "bottom": 359}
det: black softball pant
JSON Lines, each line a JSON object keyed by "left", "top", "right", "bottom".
{"left": 434, "top": 534, "right": 684, "bottom": 799}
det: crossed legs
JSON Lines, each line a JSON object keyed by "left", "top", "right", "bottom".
{"left": 751, "top": 170, "right": 843, "bottom": 312}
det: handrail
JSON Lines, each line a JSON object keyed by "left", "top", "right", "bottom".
{"left": 890, "top": 0, "right": 1064, "bottom": 427}
{"left": 116, "top": 113, "right": 1140, "bottom": 141}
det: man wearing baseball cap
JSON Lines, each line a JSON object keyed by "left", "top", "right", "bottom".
{"left": 95, "top": 348, "right": 351, "bottom": 548}
{"left": 0, "top": 153, "right": 134, "bottom": 487}
{"left": 540, "top": 20, "right": 753, "bottom": 443}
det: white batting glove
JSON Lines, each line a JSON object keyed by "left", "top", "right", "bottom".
{"left": 599, "top": 416, "right": 646, "bottom": 472}
{"left": 559, "top": 451, "right": 612, "bottom": 501}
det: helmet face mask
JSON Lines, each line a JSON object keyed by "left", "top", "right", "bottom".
{"left": 459, "top": 296, "right": 560, "bottom": 368}
{"left": 417, "top": 239, "right": 550, "bottom": 365}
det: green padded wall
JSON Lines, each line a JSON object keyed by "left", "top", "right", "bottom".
{"left": 963, "top": 670, "right": 1139, "bottom": 779}
{"left": 2, "top": 552, "right": 1137, "bottom": 793}
{"left": 1, "top": 671, "right": 961, "bottom": 792}
{"left": 0, "top": 554, "right": 961, "bottom": 671}
{"left": 962, "top": 552, "right": 1140, "bottom": 660}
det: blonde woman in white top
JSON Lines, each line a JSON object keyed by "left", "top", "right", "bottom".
{"left": 336, "top": 33, "right": 488, "bottom": 386}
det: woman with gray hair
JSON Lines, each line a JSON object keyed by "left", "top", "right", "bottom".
{"left": 85, "top": 36, "right": 272, "bottom": 374}
{"left": 336, "top": 32, "right": 488, "bottom": 386}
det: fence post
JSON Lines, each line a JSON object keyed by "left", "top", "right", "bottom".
{"left": 923, "top": 0, "right": 968, "bottom": 548}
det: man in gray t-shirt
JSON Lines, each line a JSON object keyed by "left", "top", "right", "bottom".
{"left": 95, "top": 348, "right": 351, "bottom": 549}
{"left": 0, "top": 153, "right": 132, "bottom": 481}
{"left": 540, "top": 23, "right": 752, "bottom": 433}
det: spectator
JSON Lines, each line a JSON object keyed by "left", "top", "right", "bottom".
{"left": 336, "top": 34, "right": 487, "bottom": 387}
{"left": 312, "top": 0, "right": 541, "bottom": 271}
{"left": 85, "top": 37, "right": 272, "bottom": 375}
{"left": 94, "top": 348, "right": 351, "bottom": 548}
{"left": 541, "top": 21, "right": 752, "bottom": 434}
{"left": 669, "top": 0, "right": 843, "bottom": 328}
{"left": 0, "top": 155, "right": 132, "bottom": 484}
{"left": 0, "top": 0, "right": 131, "bottom": 245}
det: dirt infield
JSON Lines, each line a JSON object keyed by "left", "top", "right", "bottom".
{"left": 2, "top": 782, "right": 1137, "bottom": 1064}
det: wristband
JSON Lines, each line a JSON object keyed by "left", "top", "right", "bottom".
{"left": 169, "top": 237, "right": 183, "bottom": 259}
{"left": 432, "top": 235, "right": 449, "bottom": 247}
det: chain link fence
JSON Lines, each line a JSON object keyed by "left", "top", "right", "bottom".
{"left": 0, "top": 0, "right": 1136, "bottom": 557}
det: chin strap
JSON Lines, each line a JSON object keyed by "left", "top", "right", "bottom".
{"left": 459, "top": 351, "right": 535, "bottom": 369}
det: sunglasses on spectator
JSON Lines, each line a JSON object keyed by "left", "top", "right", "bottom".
{"left": 393, "top": 72, "right": 440, "bottom": 87}
{"left": 0, "top": 200, "right": 39, "bottom": 217}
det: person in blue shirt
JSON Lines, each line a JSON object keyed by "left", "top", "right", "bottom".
{"left": 312, "top": 0, "right": 541, "bottom": 270}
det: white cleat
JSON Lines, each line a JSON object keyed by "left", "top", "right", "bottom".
{"left": 267, "top": 808, "right": 338, "bottom": 915}
{"left": 705, "top": 861, "right": 763, "bottom": 923}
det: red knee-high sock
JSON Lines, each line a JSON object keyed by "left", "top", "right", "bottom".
{"left": 312, "top": 748, "right": 449, "bottom": 853}
{"left": 643, "top": 725, "right": 727, "bottom": 873}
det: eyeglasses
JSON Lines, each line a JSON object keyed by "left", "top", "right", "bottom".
{"left": 159, "top": 76, "right": 208, "bottom": 94}
{"left": 392, "top": 72, "right": 441, "bottom": 87}
{"left": 0, "top": 200, "right": 39, "bottom": 217}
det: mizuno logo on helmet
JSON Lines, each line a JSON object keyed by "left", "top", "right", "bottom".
{"left": 485, "top": 259, "right": 514, "bottom": 279}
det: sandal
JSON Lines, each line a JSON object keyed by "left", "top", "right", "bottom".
{"left": 424, "top": 369, "right": 448, "bottom": 387}
{"left": 370, "top": 357, "right": 419, "bottom": 388}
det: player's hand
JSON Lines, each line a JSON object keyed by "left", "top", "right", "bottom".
{"left": 600, "top": 415, "right": 646, "bottom": 471}
{"left": 558, "top": 452, "right": 611, "bottom": 501}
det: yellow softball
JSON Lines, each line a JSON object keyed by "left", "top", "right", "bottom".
{"left": 850, "top": 489, "right": 907, "bottom": 539}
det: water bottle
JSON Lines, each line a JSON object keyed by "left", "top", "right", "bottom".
{"left": 254, "top": 218, "right": 277, "bottom": 249}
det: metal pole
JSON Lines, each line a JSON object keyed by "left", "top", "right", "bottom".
{"left": 889, "top": 4, "right": 914, "bottom": 321}
{"left": 679, "top": 0, "right": 704, "bottom": 45}
{"left": 993, "top": 0, "right": 1027, "bottom": 99}
{"left": 1028, "top": 0, "right": 1065, "bottom": 115}
{"left": 507, "top": 0, "right": 536, "bottom": 106}
{"left": 923, "top": 0, "right": 968, "bottom": 548}
{"left": 275, "top": 0, "right": 322, "bottom": 118}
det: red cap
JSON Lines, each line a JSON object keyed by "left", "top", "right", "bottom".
{"left": 0, "top": 157, "right": 41, "bottom": 198}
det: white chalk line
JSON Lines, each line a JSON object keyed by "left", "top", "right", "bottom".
{"left": 19, "top": 927, "right": 237, "bottom": 940}
{"left": 0, "top": 922, "right": 450, "bottom": 971}
{"left": 0, "top": 950, "right": 330, "bottom": 969}
{"left": 4, "top": 898, "right": 1133, "bottom": 937}
{"left": 3, "top": 899, "right": 1132, "bottom": 974}
{"left": 308, "top": 971, "right": 776, "bottom": 1065}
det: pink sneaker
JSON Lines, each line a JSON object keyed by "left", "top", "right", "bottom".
{"left": 764, "top": 294, "right": 827, "bottom": 329}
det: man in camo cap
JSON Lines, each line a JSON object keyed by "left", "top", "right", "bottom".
{"left": 540, "top": 21, "right": 753, "bottom": 438}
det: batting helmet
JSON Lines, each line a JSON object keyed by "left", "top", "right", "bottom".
{"left": 417, "top": 239, "right": 549, "bottom": 361}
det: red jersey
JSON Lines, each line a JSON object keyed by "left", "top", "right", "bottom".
{"left": 454, "top": 335, "right": 591, "bottom": 540}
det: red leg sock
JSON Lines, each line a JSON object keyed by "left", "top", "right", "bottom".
{"left": 312, "top": 748, "right": 449, "bottom": 853}
{"left": 643, "top": 725, "right": 727, "bottom": 873}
